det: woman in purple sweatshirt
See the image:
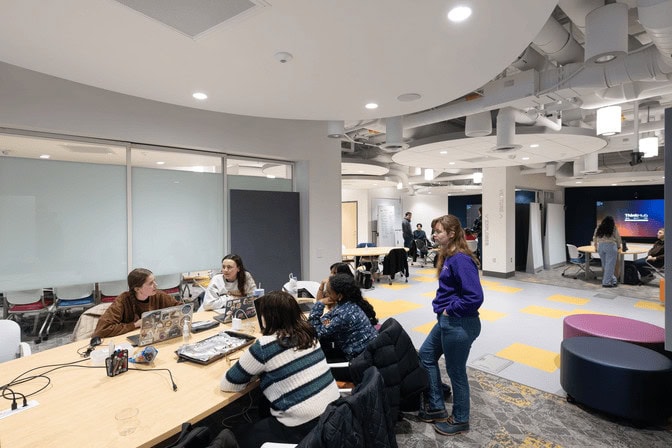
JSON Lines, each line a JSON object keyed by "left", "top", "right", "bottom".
{"left": 418, "top": 214, "right": 483, "bottom": 437}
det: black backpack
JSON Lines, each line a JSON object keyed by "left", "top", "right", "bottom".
{"left": 623, "top": 261, "right": 640, "bottom": 285}
{"left": 356, "top": 270, "right": 373, "bottom": 289}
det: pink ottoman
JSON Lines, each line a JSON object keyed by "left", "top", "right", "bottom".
{"left": 563, "top": 314, "right": 665, "bottom": 352}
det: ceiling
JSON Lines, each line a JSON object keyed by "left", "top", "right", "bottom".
{"left": 0, "top": 0, "right": 668, "bottom": 194}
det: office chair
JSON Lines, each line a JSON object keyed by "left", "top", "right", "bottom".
{"left": 37, "top": 283, "right": 95, "bottom": 343}
{"left": 411, "top": 238, "right": 430, "bottom": 266}
{"left": 4, "top": 289, "right": 51, "bottom": 336}
{"left": 0, "top": 319, "right": 32, "bottom": 363}
{"left": 380, "top": 248, "right": 409, "bottom": 285}
{"left": 562, "top": 244, "right": 586, "bottom": 279}
{"left": 155, "top": 273, "right": 183, "bottom": 299}
{"left": 99, "top": 279, "right": 128, "bottom": 303}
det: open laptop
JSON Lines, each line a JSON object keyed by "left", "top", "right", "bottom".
{"left": 212, "top": 295, "right": 257, "bottom": 324}
{"left": 127, "top": 303, "right": 194, "bottom": 347}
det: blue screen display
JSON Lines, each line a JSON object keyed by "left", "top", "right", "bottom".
{"left": 596, "top": 199, "right": 664, "bottom": 238}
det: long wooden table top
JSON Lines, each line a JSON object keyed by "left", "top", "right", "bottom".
{"left": 0, "top": 311, "right": 258, "bottom": 448}
{"left": 577, "top": 244, "right": 650, "bottom": 255}
{"left": 342, "top": 246, "right": 408, "bottom": 257}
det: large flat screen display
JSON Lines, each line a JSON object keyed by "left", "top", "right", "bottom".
{"left": 596, "top": 199, "right": 664, "bottom": 238}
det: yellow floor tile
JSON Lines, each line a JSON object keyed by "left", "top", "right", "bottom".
{"left": 485, "top": 284, "right": 523, "bottom": 293}
{"left": 479, "top": 308, "right": 507, "bottom": 322}
{"left": 377, "top": 283, "right": 412, "bottom": 290}
{"left": 480, "top": 279, "right": 500, "bottom": 288}
{"left": 365, "top": 297, "right": 422, "bottom": 319}
{"left": 634, "top": 301, "right": 665, "bottom": 311}
{"left": 519, "top": 305, "right": 571, "bottom": 319}
{"left": 497, "top": 343, "right": 560, "bottom": 373}
{"left": 417, "top": 268, "right": 436, "bottom": 275}
{"left": 413, "top": 320, "right": 436, "bottom": 335}
{"left": 422, "top": 291, "right": 435, "bottom": 298}
{"left": 546, "top": 294, "right": 590, "bottom": 305}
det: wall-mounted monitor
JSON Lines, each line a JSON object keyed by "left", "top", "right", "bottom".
{"left": 596, "top": 199, "right": 664, "bottom": 238}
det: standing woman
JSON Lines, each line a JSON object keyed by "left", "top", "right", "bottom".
{"left": 418, "top": 214, "right": 483, "bottom": 436}
{"left": 200, "top": 254, "right": 256, "bottom": 311}
{"left": 594, "top": 216, "right": 622, "bottom": 288}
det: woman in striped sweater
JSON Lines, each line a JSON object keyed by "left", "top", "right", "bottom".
{"left": 220, "top": 290, "right": 340, "bottom": 447}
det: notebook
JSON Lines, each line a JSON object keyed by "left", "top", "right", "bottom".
{"left": 212, "top": 295, "right": 257, "bottom": 324}
{"left": 127, "top": 303, "right": 194, "bottom": 347}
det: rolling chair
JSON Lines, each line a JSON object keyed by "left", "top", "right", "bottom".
{"left": 562, "top": 244, "right": 586, "bottom": 279}
{"left": 37, "top": 283, "right": 95, "bottom": 343}
{"left": 380, "top": 248, "right": 409, "bottom": 285}
{"left": 411, "top": 238, "right": 430, "bottom": 266}
{"left": 4, "top": 289, "right": 51, "bottom": 336}
{"left": 155, "top": 273, "right": 183, "bottom": 299}
{"left": 99, "top": 279, "right": 128, "bottom": 303}
{"left": 0, "top": 319, "right": 32, "bottom": 362}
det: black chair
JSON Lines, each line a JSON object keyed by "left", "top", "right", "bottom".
{"left": 411, "top": 238, "right": 429, "bottom": 266}
{"left": 380, "top": 248, "right": 409, "bottom": 284}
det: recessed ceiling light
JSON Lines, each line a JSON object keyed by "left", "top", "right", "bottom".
{"left": 397, "top": 93, "right": 421, "bottom": 102}
{"left": 39, "top": 154, "right": 50, "bottom": 159}
{"left": 156, "top": 161, "right": 165, "bottom": 165}
{"left": 192, "top": 92, "right": 208, "bottom": 100}
{"left": 365, "top": 103, "right": 378, "bottom": 110}
{"left": 522, "top": 157, "right": 530, "bottom": 161}
{"left": 447, "top": 6, "right": 472, "bottom": 22}
{"left": 440, "top": 150, "right": 448, "bottom": 155}
{"left": 611, "top": 183, "right": 618, "bottom": 186}
{"left": 266, "top": 175, "right": 276, "bottom": 179}
{"left": 448, "top": 161, "right": 455, "bottom": 165}
{"left": 530, "top": 144, "right": 539, "bottom": 148}
{"left": 575, "top": 181, "right": 582, "bottom": 184}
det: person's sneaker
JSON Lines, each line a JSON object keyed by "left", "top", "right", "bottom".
{"left": 434, "top": 416, "right": 469, "bottom": 436}
{"left": 417, "top": 408, "right": 448, "bottom": 422}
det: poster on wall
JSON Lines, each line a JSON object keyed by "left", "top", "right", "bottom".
{"left": 377, "top": 205, "right": 396, "bottom": 246}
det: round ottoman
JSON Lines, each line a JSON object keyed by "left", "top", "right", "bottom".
{"left": 563, "top": 314, "right": 665, "bottom": 352}
{"left": 560, "top": 336, "right": 672, "bottom": 423}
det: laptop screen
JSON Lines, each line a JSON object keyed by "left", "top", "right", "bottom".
{"left": 127, "top": 303, "right": 194, "bottom": 346}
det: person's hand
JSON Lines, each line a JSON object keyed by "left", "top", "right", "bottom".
{"left": 134, "top": 319, "right": 141, "bottom": 328}
{"left": 648, "top": 255, "right": 656, "bottom": 262}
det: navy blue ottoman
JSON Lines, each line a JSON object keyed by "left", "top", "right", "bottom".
{"left": 560, "top": 336, "right": 672, "bottom": 423}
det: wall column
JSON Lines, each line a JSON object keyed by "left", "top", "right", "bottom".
{"left": 481, "top": 166, "right": 517, "bottom": 278}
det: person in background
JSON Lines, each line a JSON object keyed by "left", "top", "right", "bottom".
{"left": 418, "top": 214, "right": 483, "bottom": 437}
{"left": 413, "top": 223, "right": 430, "bottom": 243}
{"left": 593, "top": 216, "right": 622, "bottom": 288}
{"left": 309, "top": 273, "right": 378, "bottom": 362}
{"left": 467, "top": 207, "right": 482, "bottom": 265}
{"left": 200, "top": 254, "right": 256, "bottom": 311}
{"left": 635, "top": 227, "right": 664, "bottom": 283}
{"left": 94, "top": 268, "right": 180, "bottom": 338}
{"left": 402, "top": 211, "right": 414, "bottom": 249}
{"left": 221, "top": 291, "right": 340, "bottom": 447}
{"left": 412, "top": 223, "right": 432, "bottom": 261}
{"left": 316, "top": 262, "right": 354, "bottom": 305}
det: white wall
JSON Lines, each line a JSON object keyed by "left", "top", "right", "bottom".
{"left": 403, "top": 194, "right": 449, "bottom": 233}
{"left": 0, "top": 61, "right": 341, "bottom": 281}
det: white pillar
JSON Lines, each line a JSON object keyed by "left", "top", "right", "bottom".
{"left": 481, "top": 166, "right": 517, "bottom": 277}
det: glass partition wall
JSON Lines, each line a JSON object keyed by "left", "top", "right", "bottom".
{"left": 0, "top": 132, "right": 293, "bottom": 291}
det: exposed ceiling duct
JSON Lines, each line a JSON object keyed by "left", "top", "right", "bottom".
{"left": 493, "top": 107, "right": 521, "bottom": 151}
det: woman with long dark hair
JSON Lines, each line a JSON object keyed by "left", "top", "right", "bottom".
{"left": 418, "top": 214, "right": 483, "bottom": 436}
{"left": 594, "top": 215, "right": 622, "bottom": 288}
{"left": 201, "top": 253, "right": 256, "bottom": 311}
{"left": 221, "top": 291, "right": 339, "bottom": 447}
{"left": 308, "top": 273, "right": 378, "bottom": 361}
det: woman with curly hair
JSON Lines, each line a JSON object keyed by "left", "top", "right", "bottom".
{"left": 308, "top": 273, "right": 378, "bottom": 362}
{"left": 418, "top": 214, "right": 483, "bottom": 437}
{"left": 593, "top": 215, "right": 622, "bottom": 288}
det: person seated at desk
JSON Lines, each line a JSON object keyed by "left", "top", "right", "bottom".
{"left": 316, "top": 262, "right": 354, "bottom": 305}
{"left": 309, "top": 274, "right": 378, "bottom": 363}
{"left": 220, "top": 291, "right": 340, "bottom": 448}
{"left": 635, "top": 228, "right": 665, "bottom": 283}
{"left": 94, "top": 268, "right": 180, "bottom": 338}
{"left": 201, "top": 254, "right": 256, "bottom": 311}
{"left": 412, "top": 223, "right": 432, "bottom": 260}
{"left": 593, "top": 215, "right": 622, "bottom": 288}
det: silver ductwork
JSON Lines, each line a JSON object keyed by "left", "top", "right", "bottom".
{"left": 638, "top": 0, "right": 672, "bottom": 68}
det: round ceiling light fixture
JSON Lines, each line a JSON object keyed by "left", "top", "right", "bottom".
{"left": 192, "top": 92, "right": 208, "bottom": 100}
{"left": 448, "top": 6, "right": 472, "bottom": 22}
{"left": 274, "top": 51, "right": 293, "bottom": 63}
{"left": 397, "top": 93, "right": 421, "bottom": 102}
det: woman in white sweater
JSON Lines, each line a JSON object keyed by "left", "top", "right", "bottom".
{"left": 200, "top": 254, "right": 256, "bottom": 311}
{"left": 221, "top": 291, "right": 339, "bottom": 447}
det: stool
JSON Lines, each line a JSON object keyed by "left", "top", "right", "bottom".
{"left": 563, "top": 314, "right": 665, "bottom": 352}
{"left": 561, "top": 337, "right": 672, "bottom": 423}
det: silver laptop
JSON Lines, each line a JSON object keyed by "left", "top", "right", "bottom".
{"left": 127, "top": 303, "right": 194, "bottom": 347}
{"left": 213, "top": 295, "right": 256, "bottom": 324}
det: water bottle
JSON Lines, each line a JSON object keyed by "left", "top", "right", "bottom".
{"left": 182, "top": 317, "right": 191, "bottom": 344}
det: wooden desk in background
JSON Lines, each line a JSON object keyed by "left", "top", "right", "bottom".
{"left": 577, "top": 245, "right": 650, "bottom": 283}
{"left": 0, "top": 311, "right": 258, "bottom": 448}
{"left": 342, "top": 246, "right": 407, "bottom": 258}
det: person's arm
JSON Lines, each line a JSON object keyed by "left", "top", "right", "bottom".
{"left": 316, "top": 278, "right": 328, "bottom": 301}
{"left": 220, "top": 340, "right": 265, "bottom": 391}
{"left": 93, "top": 297, "right": 136, "bottom": 338}
{"left": 308, "top": 303, "right": 346, "bottom": 339}
{"left": 202, "top": 276, "right": 229, "bottom": 311}
{"left": 442, "top": 256, "right": 483, "bottom": 316}
{"left": 614, "top": 228, "right": 622, "bottom": 247}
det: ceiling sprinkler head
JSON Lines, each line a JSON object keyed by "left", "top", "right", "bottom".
{"left": 274, "top": 51, "right": 293, "bottom": 63}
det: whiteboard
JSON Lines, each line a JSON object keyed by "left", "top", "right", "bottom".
{"left": 377, "top": 205, "right": 396, "bottom": 246}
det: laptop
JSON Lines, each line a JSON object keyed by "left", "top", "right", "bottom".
{"left": 212, "top": 295, "right": 257, "bottom": 324}
{"left": 127, "top": 303, "right": 194, "bottom": 347}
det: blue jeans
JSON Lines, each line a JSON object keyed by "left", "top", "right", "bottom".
{"left": 597, "top": 241, "right": 618, "bottom": 286}
{"left": 419, "top": 314, "right": 481, "bottom": 422}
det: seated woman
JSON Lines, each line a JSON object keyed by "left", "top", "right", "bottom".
{"left": 316, "top": 262, "right": 354, "bottom": 304}
{"left": 94, "top": 268, "right": 180, "bottom": 338}
{"left": 309, "top": 273, "right": 378, "bottom": 362}
{"left": 635, "top": 228, "right": 664, "bottom": 282}
{"left": 200, "top": 254, "right": 256, "bottom": 311}
{"left": 220, "top": 291, "right": 340, "bottom": 447}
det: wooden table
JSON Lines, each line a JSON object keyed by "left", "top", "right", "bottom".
{"left": 577, "top": 245, "right": 649, "bottom": 283}
{"left": 0, "top": 311, "right": 258, "bottom": 448}
{"left": 341, "top": 246, "right": 407, "bottom": 258}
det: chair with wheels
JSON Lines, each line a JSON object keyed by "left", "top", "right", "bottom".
{"left": 0, "top": 319, "right": 32, "bottom": 363}
{"left": 4, "top": 289, "right": 51, "bottom": 336}
{"left": 99, "top": 279, "right": 128, "bottom": 303}
{"left": 411, "top": 238, "right": 430, "bottom": 266}
{"left": 380, "top": 248, "right": 409, "bottom": 285}
{"left": 562, "top": 244, "right": 586, "bottom": 279}
{"left": 37, "top": 283, "right": 95, "bottom": 343}
{"left": 155, "top": 273, "right": 183, "bottom": 299}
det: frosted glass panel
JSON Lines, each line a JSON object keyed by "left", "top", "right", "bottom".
{"left": 0, "top": 158, "right": 127, "bottom": 291}
{"left": 132, "top": 167, "right": 223, "bottom": 274}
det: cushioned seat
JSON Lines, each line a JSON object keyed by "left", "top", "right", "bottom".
{"left": 560, "top": 336, "right": 672, "bottom": 424}
{"left": 563, "top": 314, "right": 665, "bottom": 352}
